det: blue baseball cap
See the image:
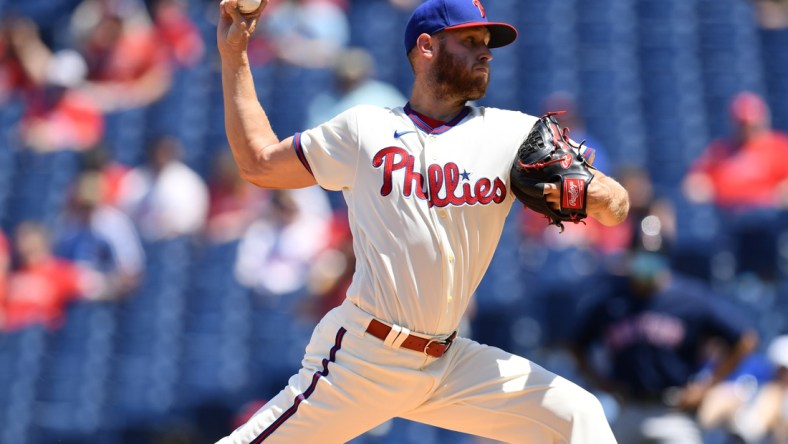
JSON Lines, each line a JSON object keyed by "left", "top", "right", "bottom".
{"left": 404, "top": 0, "right": 518, "bottom": 54}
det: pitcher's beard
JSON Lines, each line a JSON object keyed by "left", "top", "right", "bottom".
{"left": 430, "top": 45, "right": 489, "bottom": 104}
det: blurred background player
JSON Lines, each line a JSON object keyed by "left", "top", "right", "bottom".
{"left": 570, "top": 247, "right": 758, "bottom": 443}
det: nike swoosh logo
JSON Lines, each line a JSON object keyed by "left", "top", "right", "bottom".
{"left": 394, "top": 130, "right": 416, "bottom": 139}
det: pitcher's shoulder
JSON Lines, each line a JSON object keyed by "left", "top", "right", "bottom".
{"left": 471, "top": 106, "right": 538, "bottom": 132}
{"left": 346, "top": 104, "right": 406, "bottom": 118}
{"left": 475, "top": 106, "right": 537, "bottom": 123}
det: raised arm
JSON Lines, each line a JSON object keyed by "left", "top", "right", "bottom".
{"left": 217, "top": 0, "right": 316, "bottom": 189}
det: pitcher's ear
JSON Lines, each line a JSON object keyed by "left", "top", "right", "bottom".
{"left": 416, "top": 33, "right": 435, "bottom": 57}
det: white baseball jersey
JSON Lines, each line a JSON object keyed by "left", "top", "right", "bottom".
{"left": 218, "top": 104, "right": 618, "bottom": 444}
{"left": 294, "top": 104, "right": 537, "bottom": 336}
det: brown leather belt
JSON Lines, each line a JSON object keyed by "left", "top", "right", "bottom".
{"left": 365, "top": 318, "right": 457, "bottom": 358}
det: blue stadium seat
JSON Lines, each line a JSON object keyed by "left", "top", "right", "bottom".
{"left": 30, "top": 303, "right": 115, "bottom": 442}
{"left": 697, "top": 0, "right": 764, "bottom": 138}
{"left": 3, "top": 150, "right": 79, "bottom": 229}
{"left": 0, "top": 326, "right": 47, "bottom": 443}
{"left": 146, "top": 63, "right": 214, "bottom": 177}
{"left": 106, "top": 238, "right": 193, "bottom": 428}
{"left": 348, "top": 0, "right": 412, "bottom": 93}
{"left": 102, "top": 108, "right": 148, "bottom": 167}
{"left": 267, "top": 63, "right": 333, "bottom": 135}
{"left": 759, "top": 28, "right": 788, "bottom": 131}
{"left": 636, "top": 0, "right": 714, "bottom": 186}
{"left": 513, "top": 0, "right": 578, "bottom": 112}
{"left": 575, "top": 0, "right": 645, "bottom": 165}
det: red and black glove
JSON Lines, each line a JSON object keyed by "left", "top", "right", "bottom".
{"left": 510, "top": 112, "right": 595, "bottom": 231}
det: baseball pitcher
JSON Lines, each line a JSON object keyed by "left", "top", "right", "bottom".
{"left": 216, "top": 0, "right": 630, "bottom": 442}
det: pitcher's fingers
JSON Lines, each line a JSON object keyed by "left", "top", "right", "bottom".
{"left": 222, "top": 0, "right": 252, "bottom": 33}
{"left": 219, "top": 0, "right": 236, "bottom": 15}
{"left": 247, "top": 16, "right": 258, "bottom": 34}
{"left": 243, "top": 0, "right": 269, "bottom": 19}
{"left": 542, "top": 183, "right": 561, "bottom": 207}
{"left": 542, "top": 182, "right": 559, "bottom": 196}
{"left": 238, "top": 0, "right": 266, "bottom": 33}
{"left": 218, "top": 0, "right": 233, "bottom": 21}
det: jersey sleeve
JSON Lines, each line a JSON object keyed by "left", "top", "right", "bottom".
{"left": 293, "top": 107, "right": 360, "bottom": 191}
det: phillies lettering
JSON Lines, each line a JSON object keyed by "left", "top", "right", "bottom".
{"left": 372, "top": 147, "right": 506, "bottom": 207}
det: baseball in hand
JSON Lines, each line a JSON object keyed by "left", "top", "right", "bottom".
{"left": 237, "top": 0, "right": 262, "bottom": 14}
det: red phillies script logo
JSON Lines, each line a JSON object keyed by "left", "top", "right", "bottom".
{"left": 472, "top": 0, "right": 486, "bottom": 18}
{"left": 373, "top": 147, "right": 506, "bottom": 207}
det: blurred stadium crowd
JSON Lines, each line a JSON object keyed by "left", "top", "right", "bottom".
{"left": 0, "top": 0, "right": 787, "bottom": 443}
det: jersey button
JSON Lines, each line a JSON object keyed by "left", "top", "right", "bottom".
{"left": 448, "top": 254, "right": 455, "bottom": 263}
{"left": 439, "top": 210, "right": 447, "bottom": 218}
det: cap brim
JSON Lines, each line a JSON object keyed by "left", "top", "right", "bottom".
{"left": 444, "top": 21, "right": 518, "bottom": 48}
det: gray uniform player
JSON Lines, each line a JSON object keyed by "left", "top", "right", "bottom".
{"left": 216, "top": 0, "right": 629, "bottom": 442}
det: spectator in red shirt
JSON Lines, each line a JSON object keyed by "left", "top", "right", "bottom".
{"left": 1, "top": 221, "right": 105, "bottom": 331}
{"left": 684, "top": 92, "right": 788, "bottom": 210}
{"left": 149, "top": 0, "right": 205, "bottom": 68}
{"left": 68, "top": 0, "right": 173, "bottom": 111}
{"left": 6, "top": 18, "right": 104, "bottom": 152}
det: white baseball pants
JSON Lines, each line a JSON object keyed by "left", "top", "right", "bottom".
{"left": 216, "top": 299, "right": 617, "bottom": 444}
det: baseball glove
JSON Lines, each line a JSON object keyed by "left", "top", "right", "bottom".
{"left": 510, "top": 112, "right": 595, "bottom": 231}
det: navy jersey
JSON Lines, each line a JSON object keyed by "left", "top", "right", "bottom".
{"left": 573, "top": 274, "right": 747, "bottom": 398}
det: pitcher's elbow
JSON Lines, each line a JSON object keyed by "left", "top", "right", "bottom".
{"left": 612, "top": 196, "right": 630, "bottom": 225}
{"left": 594, "top": 196, "right": 629, "bottom": 227}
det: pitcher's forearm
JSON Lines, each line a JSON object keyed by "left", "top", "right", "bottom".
{"left": 220, "top": 55, "right": 312, "bottom": 189}
{"left": 221, "top": 53, "right": 278, "bottom": 180}
{"left": 217, "top": 1, "right": 314, "bottom": 189}
{"left": 588, "top": 172, "right": 630, "bottom": 226}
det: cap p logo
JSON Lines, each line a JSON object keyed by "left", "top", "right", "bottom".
{"left": 472, "top": 0, "right": 486, "bottom": 18}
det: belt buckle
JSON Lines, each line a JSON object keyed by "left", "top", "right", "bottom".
{"left": 423, "top": 332, "right": 456, "bottom": 357}
{"left": 423, "top": 339, "right": 441, "bottom": 357}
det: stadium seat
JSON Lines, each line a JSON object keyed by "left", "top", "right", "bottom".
{"left": 759, "top": 28, "right": 788, "bottom": 131}
{"left": 0, "top": 326, "right": 47, "bottom": 443}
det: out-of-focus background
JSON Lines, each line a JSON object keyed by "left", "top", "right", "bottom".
{"left": 0, "top": 0, "right": 787, "bottom": 443}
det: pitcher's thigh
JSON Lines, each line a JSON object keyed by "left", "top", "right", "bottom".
{"left": 216, "top": 327, "right": 392, "bottom": 444}
{"left": 404, "top": 339, "right": 617, "bottom": 444}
